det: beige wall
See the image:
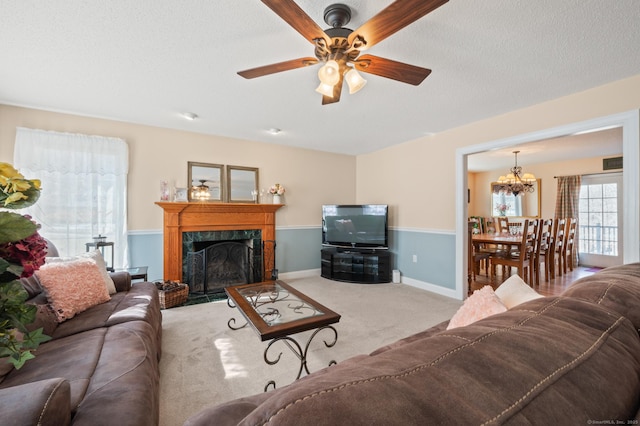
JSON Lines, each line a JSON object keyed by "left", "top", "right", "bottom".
{"left": 357, "top": 74, "right": 640, "bottom": 230}
{"left": 0, "top": 105, "right": 356, "bottom": 230}
{"left": 356, "top": 135, "right": 452, "bottom": 229}
{"left": 469, "top": 156, "right": 621, "bottom": 219}
{"left": 3, "top": 73, "right": 639, "bottom": 233}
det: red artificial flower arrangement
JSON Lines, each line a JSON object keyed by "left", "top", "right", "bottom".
{"left": 0, "top": 163, "right": 51, "bottom": 368}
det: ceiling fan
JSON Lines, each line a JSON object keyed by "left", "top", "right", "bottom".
{"left": 238, "top": 0, "right": 449, "bottom": 105}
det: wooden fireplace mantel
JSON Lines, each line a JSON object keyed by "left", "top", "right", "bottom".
{"left": 155, "top": 202, "right": 284, "bottom": 282}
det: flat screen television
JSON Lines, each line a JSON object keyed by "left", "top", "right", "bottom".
{"left": 322, "top": 204, "right": 388, "bottom": 249}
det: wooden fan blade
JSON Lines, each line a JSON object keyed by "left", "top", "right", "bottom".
{"left": 348, "top": 0, "right": 448, "bottom": 49}
{"left": 261, "top": 0, "right": 329, "bottom": 44}
{"left": 354, "top": 54, "right": 432, "bottom": 85}
{"left": 238, "top": 57, "right": 318, "bottom": 79}
{"left": 322, "top": 74, "right": 344, "bottom": 105}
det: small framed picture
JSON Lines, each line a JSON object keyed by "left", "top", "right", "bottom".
{"left": 174, "top": 187, "right": 188, "bottom": 202}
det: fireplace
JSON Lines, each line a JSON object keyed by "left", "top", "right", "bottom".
{"left": 184, "top": 230, "right": 262, "bottom": 294}
{"left": 155, "top": 202, "right": 283, "bottom": 287}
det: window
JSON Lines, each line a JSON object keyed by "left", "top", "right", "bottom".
{"left": 14, "top": 128, "right": 129, "bottom": 268}
{"left": 578, "top": 177, "right": 620, "bottom": 258}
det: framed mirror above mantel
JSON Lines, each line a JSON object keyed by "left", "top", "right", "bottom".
{"left": 226, "top": 165, "right": 259, "bottom": 203}
{"left": 490, "top": 179, "right": 541, "bottom": 218}
{"left": 188, "top": 162, "right": 224, "bottom": 202}
{"left": 187, "top": 162, "right": 261, "bottom": 203}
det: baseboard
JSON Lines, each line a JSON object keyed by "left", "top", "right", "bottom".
{"left": 278, "top": 268, "right": 321, "bottom": 280}
{"left": 279, "top": 269, "right": 460, "bottom": 300}
{"left": 401, "top": 276, "right": 460, "bottom": 300}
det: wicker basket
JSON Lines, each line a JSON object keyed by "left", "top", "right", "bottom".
{"left": 157, "top": 283, "right": 189, "bottom": 309}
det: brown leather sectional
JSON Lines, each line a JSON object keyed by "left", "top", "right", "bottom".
{"left": 0, "top": 272, "right": 162, "bottom": 425}
{"left": 185, "top": 263, "right": 640, "bottom": 425}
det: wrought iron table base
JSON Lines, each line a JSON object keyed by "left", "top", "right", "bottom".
{"left": 227, "top": 298, "right": 249, "bottom": 330}
{"left": 263, "top": 325, "right": 338, "bottom": 392}
{"left": 225, "top": 281, "right": 341, "bottom": 393}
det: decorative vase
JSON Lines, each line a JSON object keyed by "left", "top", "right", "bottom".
{"left": 273, "top": 194, "right": 281, "bottom": 204}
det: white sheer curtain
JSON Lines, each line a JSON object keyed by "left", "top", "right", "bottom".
{"left": 14, "top": 127, "right": 129, "bottom": 268}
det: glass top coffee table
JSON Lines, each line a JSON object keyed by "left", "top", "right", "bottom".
{"left": 226, "top": 280, "right": 341, "bottom": 391}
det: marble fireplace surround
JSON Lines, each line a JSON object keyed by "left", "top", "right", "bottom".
{"left": 183, "top": 231, "right": 261, "bottom": 289}
{"left": 155, "top": 202, "right": 283, "bottom": 283}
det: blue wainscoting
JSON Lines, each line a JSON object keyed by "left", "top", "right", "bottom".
{"left": 271, "top": 227, "right": 323, "bottom": 273}
{"left": 127, "top": 227, "right": 325, "bottom": 283}
{"left": 127, "top": 227, "right": 456, "bottom": 296}
{"left": 390, "top": 228, "right": 456, "bottom": 292}
{"left": 128, "top": 231, "right": 164, "bottom": 282}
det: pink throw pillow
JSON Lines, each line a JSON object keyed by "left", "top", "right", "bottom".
{"left": 46, "top": 250, "right": 116, "bottom": 295}
{"left": 446, "top": 285, "right": 507, "bottom": 330}
{"left": 36, "top": 257, "right": 111, "bottom": 322}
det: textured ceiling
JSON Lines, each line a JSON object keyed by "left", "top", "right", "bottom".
{"left": 1, "top": 1, "right": 639, "bottom": 156}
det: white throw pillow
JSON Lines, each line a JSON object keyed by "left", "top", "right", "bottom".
{"left": 46, "top": 250, "right": 117, "bottom": 295}
{"left": 494, "top": 274, "right": 544, "bottom": 309}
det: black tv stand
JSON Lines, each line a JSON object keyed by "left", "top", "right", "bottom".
{"left": 321, "top": 247, "right": 391, "bottom": 284}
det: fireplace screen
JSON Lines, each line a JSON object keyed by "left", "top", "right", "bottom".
{"left": 187, "top": 241, "right": 258, "bottom": 295}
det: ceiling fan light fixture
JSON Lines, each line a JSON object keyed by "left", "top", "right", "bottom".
{"left": 237, "top": 0, "right": 446, "bottom": 105}
{"left": 315, "top": 82, "right": 335, "bottom": 97}
{"left": 317, "top": 60, "right": 340, "bottom": 86}
{"left": 345, "top": 68, "right": 367, "bottom": 94}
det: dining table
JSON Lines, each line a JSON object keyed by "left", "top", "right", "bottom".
{"left": 472, "top": 232, "right": 524, "bottom": 247}
{"left": 472, "top": 232, "right": 527, "bottom": 281}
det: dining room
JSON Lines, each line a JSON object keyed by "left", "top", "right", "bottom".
{"left": 468, "top": 216, "right": 590, "bottom": 297}
{"left": 466, "top": 128, "right": 623, "bottom": 295}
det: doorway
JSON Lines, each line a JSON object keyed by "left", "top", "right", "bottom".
{"left": 578, "top": 172, "right": 623, "bottom": 267}
{"left": 455, "top": 110, "right": 640, "bottom": 300}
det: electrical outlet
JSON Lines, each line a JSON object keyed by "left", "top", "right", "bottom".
{"left": 412, "top": 254, "right": 418, "bottom": 263}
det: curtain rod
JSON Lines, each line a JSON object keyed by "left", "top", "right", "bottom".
{"left": 554, "top": 171, "right": 622, "bottom": 178}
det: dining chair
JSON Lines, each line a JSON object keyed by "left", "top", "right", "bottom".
{"left": 470, "top": 217, "right": 501, "bottom": 273}
{"left": 468, "top": 217, "right": 483, "bottom": 234}
{"left": 564, "top": 218, "right": 578, "bottom": 272}
{"left": 501, "top": 220, "right": 524, "bottom": 261}
{"left": 507, "top": 221, "right": 524, "bottom": 235}
{"left": 468, "top": 221, "right": 491, "bottom": 284}
{"left": 551, "top": 218, "right": 567, "bottom": 278}
{"left": 484, "top": 217, "right": 497, "bottom": 234}
{"left": 524, "top": 219, "right": 540, "bottom": 284}
{"left": 534, "top": 218, "right": 554, "bottom": 285}
{"left": 469, "top": 218, "right": 491, "bottom": 276}
{"left": 496, "top": 217, "right": 510, "bottom": 234}
{"left": 491, "top": 219, "right": 536, "bottom": 286}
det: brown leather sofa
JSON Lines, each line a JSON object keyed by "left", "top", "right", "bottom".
{"left": 185, "top": 263, "right": 640, "bottom": 425}
{"left": 0, "top": 247, "right": 162, "bottom": 425}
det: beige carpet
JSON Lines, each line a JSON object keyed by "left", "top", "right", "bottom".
{"left": 158, "top": 275, "right": 462, "bottom": 426}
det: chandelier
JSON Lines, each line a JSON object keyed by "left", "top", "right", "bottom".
{"left": 493, "top": 151, "right": 536, "bottom": 196}
{"left": 191, "top": 180, "right": 210, "bottom": 200}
